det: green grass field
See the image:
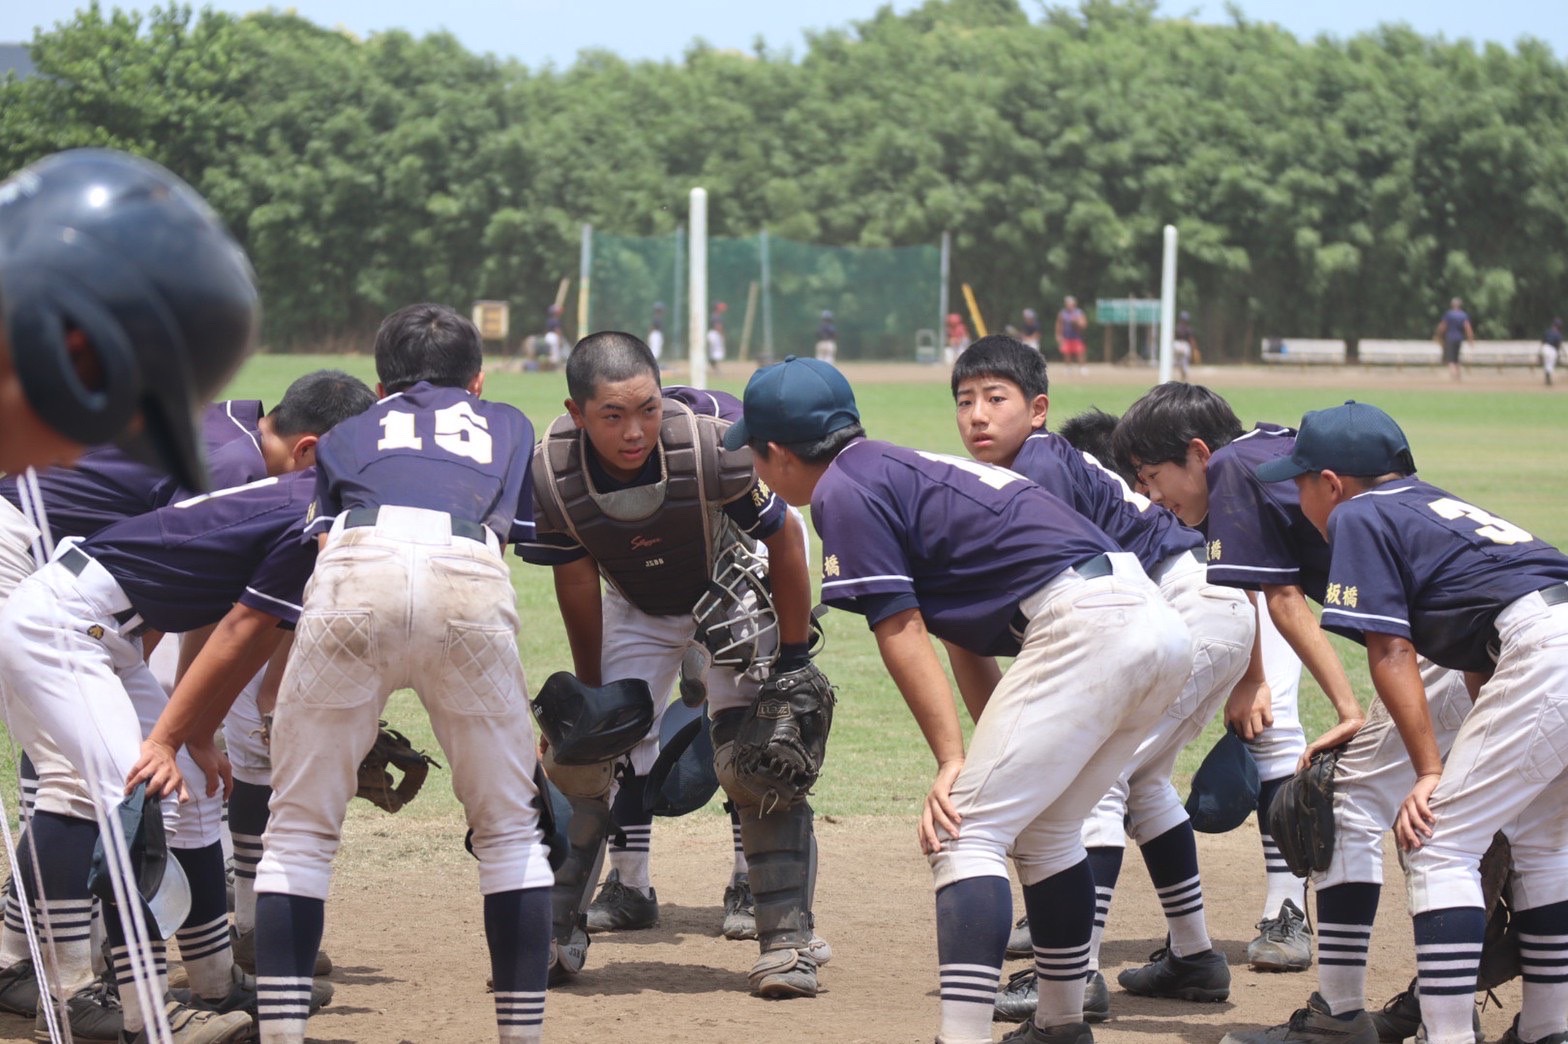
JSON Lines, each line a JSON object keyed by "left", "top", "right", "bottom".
{"left": 9, "top": 358, "right": 1566, "bottom": 827}
{"left": 185, "top": 355, "right": 1568, "bottom": 827}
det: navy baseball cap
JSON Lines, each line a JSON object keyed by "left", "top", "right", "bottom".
{"left": 1255, "top": 400, "right": 1416, "bottom": 483}
{"left": 1185, "top": 730, "right": 1260, "bottom": 834}
{"left": 723, "top": 355, "right": 860, "bottom": 451}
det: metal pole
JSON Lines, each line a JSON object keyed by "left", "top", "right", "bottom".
{"left": 579, "top": 223, "right": 592, "bottom": 339}
{"left": 938, "top": 231, "right": 951, "bottom": 361}
{"left": 760, "top": 228, "right": 773, "bottom": 364}
{"left": 673, "top": 225, "right": 684, "bottom": 358}
{"left": 1158, "top": 225, "right": 1177, "bottom": 383}
{"left": 689, "top": 188, "right": 708, "bottom": 389}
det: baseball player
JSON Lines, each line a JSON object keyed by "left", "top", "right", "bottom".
{"left": 228, "top": 303, "right": 553, "bottom": 1044}
{"left": 0, "top": 148, "right": 257, "bottom": 488}
{"left": 1253, "top": 401, "right": 1568, "bottom": 1044}
{"left": 518, "top": 333, "right": 826, "bottom": 997}
{"left": 1113, "top": 382, "right": 1371, "bottom": 972}
{"left": 731, "top": 355, "right": 1192, "bottom": 1044}
{"left": 0, "top": 379, "right": 361, "bottom": 1037}
{"left": 951, "top": 338, "right": 1253, "bottom": 1023}
{"left": 0, "top": 371, "right": 372, "bottom": 1042}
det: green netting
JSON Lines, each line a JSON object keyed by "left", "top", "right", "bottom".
{"left": 588, "top": 231, "right": 941, "bottom": 362}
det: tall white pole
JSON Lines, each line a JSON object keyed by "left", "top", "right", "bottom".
{"left": 1158, "top": 224, "right": 1178, "bottom": 384}
{"left": 689, "top": 188, "right": 708, "bottom": 389}
{"left": 578, "top": 223, "right": 592, "bottom": 339}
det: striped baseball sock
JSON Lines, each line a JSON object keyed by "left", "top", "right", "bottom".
{"left": 1514, "top": 899, "right": 1568, "bottom": 1043}
{"left": 1413, "top": 906, "right": 1486, "bottom": 1044}
{"left": 1022, "top": 858, "right": 1095, "bottom": 1030}
{"left": 608, "top": 775, "right": 653, "bottom": 891}
{"left": 1258, "top": 775, "right": 1302, "bottom": 918}
{"left": 227, "top": 781, "right": 271, "bottom": 935}
{"left": 1085, "top": 845, "right": 1124, "bottom": 973}
{"left": 1, "top": 756, "right": 40, "bottom": 969}
{"left": 485, "top": 887, "right": 550, "bottom": 1044}
{"left": 18, "top": 753, "right": 37, "bottom": 821}
{"left": 106, "top": 907, "right": 169, "bottom": 1034}
{"left": 729, "top": 802, "right": 749, "bottom": 878}
{"left": 1139, "top": 822, "right": 1211, "bottom": 957}
{"left": 174, "top": 842, "right": 236, "bottom": 998}
{"left": 17, "top": 813, "right": 98, "bottom": 994}
{"left": 255, "top": 892, "right": 324, "bottom": 1044}
{"left": 935, "top": 875, "right": 1009, "bottom": 1042}
{"left": 1314, "top": 883, "right": 1379, "bottom": 1015}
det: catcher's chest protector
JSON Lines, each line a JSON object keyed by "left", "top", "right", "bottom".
{"left": 536, "top": 401, "right": 754, "bottom": 616}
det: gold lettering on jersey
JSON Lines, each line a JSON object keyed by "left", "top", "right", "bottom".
{"left": 752, "top": 480, "right": 772, "bottom": 508}
{"left": 1207, "top": 539, "right": 1221, "bottom": 561}
{"left": 305, "top": 501, "right": 317, "bottom": 526}
{"left": 823, "top": 554, "right": 841, "bottom": 578}
{"left": 1325, "top": 582, "right": 1342, "bottom": 605}
{"left": 1342, "top": 585, "right": 1358, "bottom": 608}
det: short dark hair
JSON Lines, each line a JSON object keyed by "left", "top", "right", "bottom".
{"left": 1059, "top": 408, "right": 1125, "bottom": 479}
{"left": 950, "top": 335, "right": 1048, "bottom": 400}
{"left": 565, "top": 331, "right": 660, "bottom": 405}
{"left": 749, "top": 423, "right": 865, "bottom": 466}
{"left": 373, "top": 303, "right": 483, "bottom": 393}
{"left": 1112, "top": 383, "right": 1243, "bottom": 472}
{"left": 269, "top": 369, "right": 376, "bottom": 436}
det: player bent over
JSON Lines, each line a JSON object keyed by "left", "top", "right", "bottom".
{"left": 518, "top": 333, "right": 827, "bottom": 997}
{"left": 731, "top": 356, "right": 1192, "bottom": 1044}
{"left": 950, "top": 338, "right": 1252, "bottom": 1022}
{"left": 1114, "top": 383, "right": 1372, "bottom": 972}
{"left": 214, "top": 304, "right": 553, "bottom": 1044}
{"left": 1253, "top": 401, "right": 1568, "bottom": 1044}
{"left": 0, "top": 375, "right": 372, "bottom": 1043}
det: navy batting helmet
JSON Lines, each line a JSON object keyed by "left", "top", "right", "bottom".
{"left": 0, "top": 149, "right": 259, "bottom": 490}
{"left": 531, "top": 673, "right": 655, "bottom": 766}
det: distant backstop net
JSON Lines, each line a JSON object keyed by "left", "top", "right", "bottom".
{"left": 587, "top": 231, "right": 941, "bottom": 362}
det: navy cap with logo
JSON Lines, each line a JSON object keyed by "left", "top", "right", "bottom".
{"left": 722, "top": 355, "right": 861, "bottom": 451}
{"left": 1255, "top": 400, "right": 1416, "bottom": 483}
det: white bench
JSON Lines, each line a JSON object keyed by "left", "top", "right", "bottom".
{"left": 1463, "top": 341, "right": 1543, "bottom": 368}
{"left": 1260, "top": 338, "right": 1347, "bottom": 365}
{"left": 1358, "top": 340, "right": 1442, "bottom": 367}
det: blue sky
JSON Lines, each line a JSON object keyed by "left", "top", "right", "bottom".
{"left": 2, "top": 0, "right": 1562, "bottom": 65}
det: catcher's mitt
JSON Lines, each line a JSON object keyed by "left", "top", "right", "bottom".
{"left": 357, "top": 722, "right": 440, "bottom": 813}
{"left": 729, "top": 661, "right": 836, "bottom": 813}
{"left": 1477, "top": 832, "right": 1521, "bottom": 991}
{"left": 1267, "top": 745, "right": 1344, "bottom": 878}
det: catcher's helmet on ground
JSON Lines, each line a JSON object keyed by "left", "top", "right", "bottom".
{"left": 531, "top": 672, "right": 655, "bottom": 766}
{"left": 86, "top": 782, "right": 191, "bottom": 939}
{"left": 692, "top": 540, "right": 779, "bottom": 677}
{"left": 0, "top": 148, "right": 259, "bottom": 490}
{"left": 1184, "top": 729, "right": 1259, "bottom": 834}
{"left": 643, "top": 698, "right": 720, "bottom": 817}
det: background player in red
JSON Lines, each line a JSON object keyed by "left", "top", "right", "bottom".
{"left": 731, "top": 355, "right": 1191, "bottom": 1044}
{"left": 1055, "top": 296, "right": 1088, "bottom": 375}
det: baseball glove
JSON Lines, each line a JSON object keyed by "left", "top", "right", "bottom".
{"left": 729, "top": 661, "right": 836, "bottom": 813}
{"left": 1267, "top": 745, "right": 1344, "bottom": 878}
{"left": 1477, "top": 832, "right": 1521, "bottom": 991}
{"left": 357, "top": 722, "right": 440, "bottom": 814}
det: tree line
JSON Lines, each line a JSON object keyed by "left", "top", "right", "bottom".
{"left": 3, "top": 0, "right": 1565, "bottom": 358}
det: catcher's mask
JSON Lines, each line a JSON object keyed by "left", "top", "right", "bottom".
{"left": 1185, "top": 729, "right": 1260, "bottom": 834}
{"left": 643, "top": 698, "right": 720, "bottom": 818}
{"left": 531, "top": 673, "right": 655, "bottom": 766}
{"left": 692, "top": 540, "right": 779, "bottom": 678}
{"left": 86, "top": 781, "right": 191, "bottom": 939}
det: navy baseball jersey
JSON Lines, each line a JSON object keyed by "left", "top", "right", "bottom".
{"left": 0, "top": 400, "right": 264, "bottom": 543}
{"left": 1440, "top": 308, "right": 1470, "bottom": 343}
{"left": 1205, "top": 424, "right": 1332, "bottom": 603}
{"left": 1012, "top": 431, "right": 1201, "bottom": 575}
{"left": 304, "top": 383, "right": 536, "bottom": 545}
{"left": 83, "top": 470, "right": 320, "bottom": 633}
{"left": 663, "top": 385, "right": 742, "bottom": 423}
{"left": 811, "top": 439, "right": 1117, "bottom": 657}
{"left": 1317, "top": 479, "right": 1568, "bottom": 673}
{"left": 1546, "top": 325, "right": 1564, "bottom": 350}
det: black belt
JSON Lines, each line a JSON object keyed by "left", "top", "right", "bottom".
{"left": 1540, "top": 584, "right": 1568, "bottom": 607}
{"left": 1011, "top": 553, "right": 1115, "bottom": 636}
{"left": 343, "top": 506, "right": 490, "bottom": 545}
{"left": 57, "top": 546, "right": 148, "bottom": 637}
{"left": 1153, "top": 545, "right": 1206, "bottom": 582}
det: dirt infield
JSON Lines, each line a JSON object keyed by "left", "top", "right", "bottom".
{"left": 0, "top": 812, "right": 1522, "bottom": 1043}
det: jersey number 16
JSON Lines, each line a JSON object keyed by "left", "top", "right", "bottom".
{"left": 377, "top": 402, "right": 494, "bottom": 464}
